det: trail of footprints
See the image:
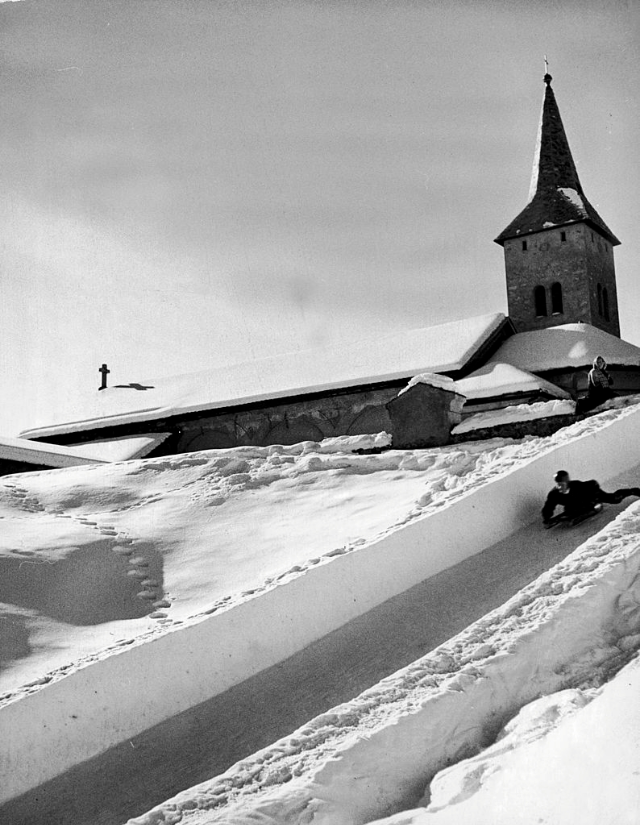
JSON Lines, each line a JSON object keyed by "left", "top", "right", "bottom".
{"left": 3, "top": 480, "right": 172, "bottom": 621}
{"left": 2, "top": 480, "right": 47, "bottom": 516}
{"left": 76, "top": 517, "right": 172, "bottom": 620}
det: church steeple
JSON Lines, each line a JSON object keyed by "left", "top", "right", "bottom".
{"left": 495, "top": 71, "right": 621, "bottom": 337}
{"left": 496, "top": 72, "right": 619, "bottom": 246}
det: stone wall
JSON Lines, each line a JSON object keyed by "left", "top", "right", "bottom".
{"left": 386, "top": 383, "right": 466, "bottom": 449}
{"left": 177, "top": 385, "right": 400, "bottom": 452}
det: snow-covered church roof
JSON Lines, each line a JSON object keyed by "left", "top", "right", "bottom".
{"left": 455, "top": 362, "right": 571, "bottom": 401}
{"left": 21, "top": 314, "right": 511, "bottom": 440}
{"left": 487, "top": 323, "right": 640, "bottom": 373}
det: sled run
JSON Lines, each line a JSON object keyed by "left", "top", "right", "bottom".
{"left": 1, "top": 400, "right": 640, "bottom": 824}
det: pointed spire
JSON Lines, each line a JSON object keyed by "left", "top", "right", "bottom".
{"left": 495, "top": 73, "right": 619, "bottom": 246}
{"left": 527, "top": 71, "right": 582, "bottom": 202}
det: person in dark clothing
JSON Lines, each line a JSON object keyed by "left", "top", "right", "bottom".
{"left": 542, "top": 470, "right": 640, "bottom": 527}
{"left": 586, "top": 356, "right": 616, "bottom": 407}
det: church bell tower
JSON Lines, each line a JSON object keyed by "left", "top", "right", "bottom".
{"left": 495, "top": 72, "right": 621, "bottom": 337}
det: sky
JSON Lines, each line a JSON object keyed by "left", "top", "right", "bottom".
{"left": 0, "top": 0, "right": 639, "bottom": 436}
{"left": 2, "top": 403, "right": 640, "bottom": 822}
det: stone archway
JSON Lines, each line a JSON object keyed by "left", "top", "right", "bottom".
{"left": 346, "top": 405, "right": 391, "bottom": 436}
{"left": 182, "top": 430, "right": 236, "bottom": 452}
{"left": 264, "top": 417, "right": 324, "bottom": 446}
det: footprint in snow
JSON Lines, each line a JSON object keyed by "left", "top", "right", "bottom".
{"left": 129, "top": 556, "right": 149, "bottom": 567}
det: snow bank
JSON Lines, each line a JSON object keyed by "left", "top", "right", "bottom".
{"left": 452, "top": 399, "right": 576, "bottom": 435}
{"left": 376, "top": 653, "right": 640, "bottom": 824}
{"left": 3, "top": 405, "right": 640, "bottom": 804}
{"left": 130, "top": 503, "right": 640, "bottom": 825}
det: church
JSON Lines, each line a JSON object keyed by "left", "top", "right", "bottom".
{"left": 9, "top": 72, "right": 640, "bottom": 471}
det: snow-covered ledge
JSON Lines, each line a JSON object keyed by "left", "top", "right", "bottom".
{"left": 2, "top": 405, "right": 640, "bottom": 804}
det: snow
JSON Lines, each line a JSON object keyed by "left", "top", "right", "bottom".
{"left": 376, "top": 655, "right": 640, "bottom": 824}
{"left": 558, "top": 186, "right": 587, "bottom": 213}
{"left": 398, "top": 373, "right": 458, "bottom": 396}
{"left": 488, "top": 323, "right": 640, "bottom": 373}
{"left": 127, "top": 485, "right": 640, "bottom": 825}
{"left": 0, "top": 433, "right": 171, "bottom": 469}
{"left": 452, "top": 399, "right": 576, "bottom": 434}
{"left": 19, "top": 314, "right": 507, "bottom": 439}
{"left": 0, "top": 434, "right": 109, "bottom": 469}
{"left": 64, "top": 433, "right": 172, "bottom": 462}
{"left": 454, "top": 361, "right": 571, "bottom": 401}
{"left": 2, "top": 399, "right": 640, "bottom": 824}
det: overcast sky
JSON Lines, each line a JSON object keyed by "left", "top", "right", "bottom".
{"left": 0, "top": 0, "right": 638, "bottom": 435}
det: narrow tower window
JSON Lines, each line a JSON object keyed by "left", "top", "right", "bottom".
{"left": 534, "top": 285, "right": 547, "bottom": 317}
{"left": 551, "top": 282, "right": 563, "bottom": 314}
{"left": 560, "top": 231, "right": 566, "bottom": 242}
{"left": 597, "top": 284, "right": 603, "bottom": 316}
{"left": 522, "top": 240, "right": 527, "bottom": 251}
{"left": 603, "top": 288, "right": 610, "bottom": 321}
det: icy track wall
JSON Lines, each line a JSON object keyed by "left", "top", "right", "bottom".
{"left": 147, "top": 496, "right": 640, "bottom": 825}
{"left": 2, "top": 406, "right": 640, "bottom": 804}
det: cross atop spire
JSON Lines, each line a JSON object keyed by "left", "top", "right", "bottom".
{"left": 495, "top": 73, "right": 619, "bottom": 246}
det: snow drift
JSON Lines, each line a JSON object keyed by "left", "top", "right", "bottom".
{"left": 2, "top": 404, "right": 640, "bottom": 807}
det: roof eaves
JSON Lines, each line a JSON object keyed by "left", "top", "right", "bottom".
{"left": 495, "top": 215, "right": 620, "bottom": 247}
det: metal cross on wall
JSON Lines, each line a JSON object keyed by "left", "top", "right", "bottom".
{"left": 99, "top": 363, "right": 110, "bottom": 391}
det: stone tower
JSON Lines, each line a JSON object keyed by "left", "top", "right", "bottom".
{"left": 495, "top": 73, "right": 621, "bottom": 337}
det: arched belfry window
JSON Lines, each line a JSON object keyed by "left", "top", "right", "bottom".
{"left": 534, "top": 285, "right": 547, "bottom": 317}
{"left": 603, "top": 287, "right": 610, "bottom": 322}
{"left": 597, "top": 284, "right": 603, "bottom": 316}
{"left": 551, "top": 282, "right": 563, "bottom": 315}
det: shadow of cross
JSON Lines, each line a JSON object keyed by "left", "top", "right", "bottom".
{"left": 113, "top": 383, "right": 155, "bottom": 391}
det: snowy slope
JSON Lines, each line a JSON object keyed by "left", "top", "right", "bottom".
{"left": 128, "top": 494, "right": 640, "bottom": 825}
{"left": 2, "top": 402, "right": 640, "bottom": 824}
